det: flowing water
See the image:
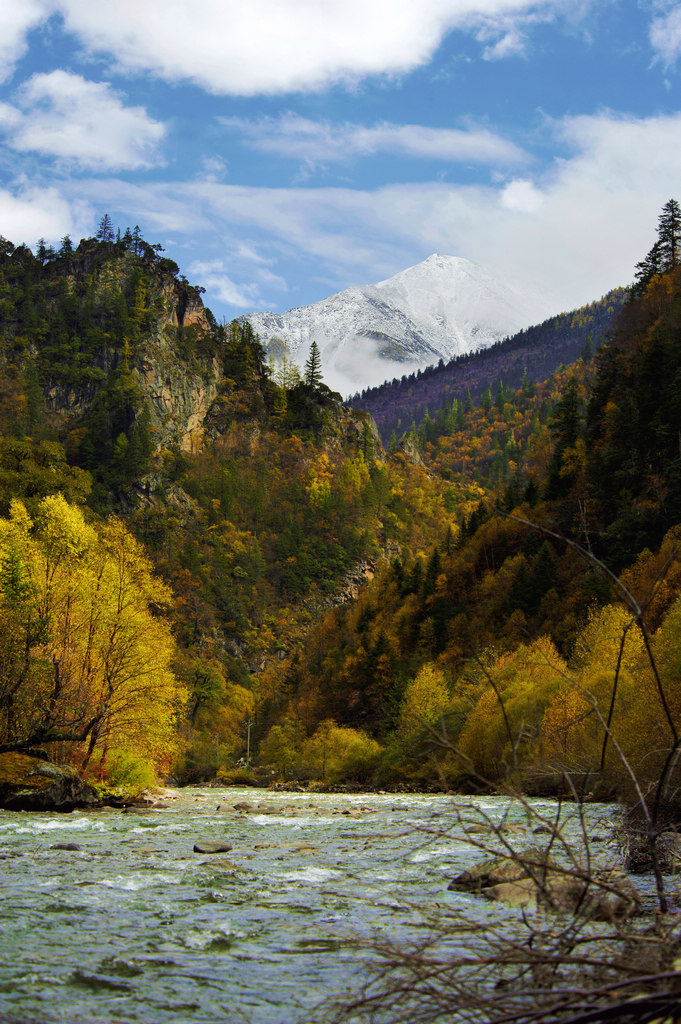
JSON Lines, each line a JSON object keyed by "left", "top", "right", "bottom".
{"left": 0, "top": 788, "right": 615, "bottom": 1024}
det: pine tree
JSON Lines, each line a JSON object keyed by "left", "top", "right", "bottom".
{"left": 387, "top": 430, "right": 398, "bottom": 456}
{"left": 97, "top": 214, "right": 115, "bottom": 242}
{"left": 304, "top": 340, "right": 323, "bottom": 390}
{"left": 657, "top": 198, "right": 681, "bottom": 271}
{"left": 361, "top": 420, "right": 374, "bottom": 461}
{"left": 633, "top": 199, "right": 681, "bottom": 296}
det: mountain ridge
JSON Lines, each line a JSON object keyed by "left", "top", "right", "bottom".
{"left": 245, "top": 254, "right": 542, "bottom": 396}
{"left": 350, "top": 286, "right": 628, "bottom": 443}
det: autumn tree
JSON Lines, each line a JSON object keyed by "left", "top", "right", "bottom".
{"left": 397, "top": 663, "right": 450, "bottom": 743}
{"left": 0, "top": 495, "right": 186, "bottom": 777}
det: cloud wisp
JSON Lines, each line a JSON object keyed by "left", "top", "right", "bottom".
{"left": 650, "top": 4, "right": 681, "bottom": 68}
{"left": 221, "top": 114, "right": 528, "bottom": 171}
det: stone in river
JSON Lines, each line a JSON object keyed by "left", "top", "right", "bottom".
{"left": 0, "top": 752, "right": 99, "bottom": 811}
{"left": 193, "top": 841, "right": 233, "bottom": 854}
{"left": 51, "top": 842, "right": 82, "bottom": 851}
{"left": 233, "top": 802, "right": 253, "bottom": 812}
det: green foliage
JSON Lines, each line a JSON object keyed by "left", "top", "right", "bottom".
{"left": 0, "top": 437, "right": 91, "bottom": 515}
{"left": 303, "top": 340, "right": 323, "bottom": 389}
{"left": 102, "top": 749, "right": 158, "bottom": 794}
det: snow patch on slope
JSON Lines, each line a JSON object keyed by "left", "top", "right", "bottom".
{"left": 245, "top": 254, "right": 538, "bottom": 396}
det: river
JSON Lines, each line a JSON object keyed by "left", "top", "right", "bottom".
{"left": 0, "top": 788, "right": 617, "bottom": 1024}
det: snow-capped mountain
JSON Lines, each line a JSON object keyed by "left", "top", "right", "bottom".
{"left": 245, "top": 254, "right": 540, "bottom": 397}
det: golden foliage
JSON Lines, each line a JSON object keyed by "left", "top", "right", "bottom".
{"left": 0, "top": 496, "right": 186, "bottom": 778}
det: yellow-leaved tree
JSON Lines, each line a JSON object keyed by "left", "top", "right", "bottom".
{"left": 541, "top": 605, "right": 644, "bottom": 773}
{"left": 459, "top": 637, "right": 567, "bottom": 779}
{"left": 0, "top": 495, "right": 186, "bottom": 780}
{"left": 397, "top": 663, "right": 451, "bottom": 743}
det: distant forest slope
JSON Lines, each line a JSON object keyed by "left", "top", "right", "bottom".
{"left": 349, "top": 288, "right": 628, "bottom": 443}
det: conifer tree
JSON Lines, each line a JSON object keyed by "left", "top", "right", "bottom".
{"left": 633, "top": 199, "right": 681, "bottom": 296}
{"left": 387, "top": 430, "right": 398, "bottom": 456}
{"left": 304, "top": 340, "right": 323, "bottom": 390}
{"left": 97, "top": 213, "right": 115, "bottom": 242}
{"left": 657, "top": 198, "right": 681, "bottom": 270}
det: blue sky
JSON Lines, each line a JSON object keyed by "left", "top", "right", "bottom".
{"left": 0, "top": 1, "right": 680, "bottom": 326}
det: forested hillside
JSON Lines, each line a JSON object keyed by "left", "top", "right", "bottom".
{"left": 258, "top": 203, "right": 681, "bottom": 797}
{"left": 3, "top": 205, "right": 681, "bottom": 800}
{"left": 351, "top": 288, "right": 627, "bottom": 444}
{"left": 0, "top": 223, "right": 453, "bottom": 785}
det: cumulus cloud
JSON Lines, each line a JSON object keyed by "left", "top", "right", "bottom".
{"left": 0, "top": 71, "right": 165, "bottom": 170}
{"left": 46, "top": 0, "right": 589, "bottom": 95}
{"left": 0, "top": 183, "right": 91, "bottom": 244}
{"left": 221, "top": 114, "right": 527, "bottom": 169}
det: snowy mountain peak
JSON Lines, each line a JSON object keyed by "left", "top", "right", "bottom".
{"left": 245, "top": 255, "right": 538, "bottom": 396}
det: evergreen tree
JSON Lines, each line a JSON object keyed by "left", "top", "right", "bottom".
{"left": 304, "top": 340, "right": 323, "bottom": 389}
{"left": 633, "top": 240, "right": 664, "bottom": 297}
{"left": 361, "top": 420, "right": 374, "bottom": 461}
{"left": 657, "top": 198, "right": 681, "bottom": 271}
{"left": 633, "top": 199, "right": 681, "bottom": 296}
{"left": 387, "top": 430, "right": 398, "bottom": 456}
{"left": 97, "top": 214, "right": 115, "bottom": 242}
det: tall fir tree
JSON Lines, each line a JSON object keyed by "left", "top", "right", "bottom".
{"left": 304, "top": 340, "right": 323, "bottom": 390}
{"left": 633, "top": 199, "right": 681, "bottom": 296}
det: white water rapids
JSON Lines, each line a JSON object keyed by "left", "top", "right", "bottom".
{"left": 0, "top": 788, "right": 619, "bottom": 1024}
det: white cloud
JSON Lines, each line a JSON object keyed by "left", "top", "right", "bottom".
{"left": 221, "top": 114, "right": 527, "bottom": 169}
{"left": 51, "top": 108, "right": 681, "bottom": 331}
{"left": 481, "top": 28, "right": 527, "bottom": 59}
{"left": 500, "top": 178, "right": 544, "bottom": 211}
{"left": 188, "top": 257, "right": 286, "bottom": 309}
{"left": 0, "top": 183, "right": 91, "bottom": 244}
{"left": 0, "top": 71, "right": 165, "bottom": 170}
{"left": 48, "top": 0, "right": 590, "bottom": 95}
{"left": 198, "top": 155, "right": 228, "bottom": 182}
{"left": 650, "top": 5, "right": 681, "bottom": 67}
{"left": 0, "top": 0, "right": 51, "bottom": 82}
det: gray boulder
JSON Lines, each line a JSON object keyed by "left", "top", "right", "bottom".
{"left": 193, "top": 841, "right": 233, "bottom": 854}
{"left": 450, "top": 846, "right": 639, "bottom": 920}
{"left": 0, "top": 753, "right": 99, "bottom": 811}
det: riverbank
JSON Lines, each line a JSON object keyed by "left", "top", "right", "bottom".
{"left": 2, "top": 784, "right": 677, "bottom": 1023}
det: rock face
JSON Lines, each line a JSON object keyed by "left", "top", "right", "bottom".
{"left": 449, "top": 847, "right": 640, "bottom": 921}
{"left": 44, "top": 269, "right": 220, "bottom": 455}
{"left": 0, "top": 753, "right": 99, "bottom": 811}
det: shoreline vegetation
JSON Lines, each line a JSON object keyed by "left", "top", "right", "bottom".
{"left": 2, "top": 207, "right": 681, "bottom": 1020}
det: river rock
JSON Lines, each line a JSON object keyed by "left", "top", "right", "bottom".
{"left": 450, "top": 846, "right": 639, "bottom": 920}
{"left": 193, "top": 841, "right": 233, "bottom": 854}
{"left": 449, "top": 846, "right": 555, "bottom": 892}
{"left": 0, "top": 753, "right": 99, "bottom": 811}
